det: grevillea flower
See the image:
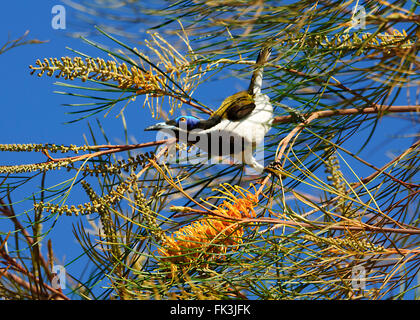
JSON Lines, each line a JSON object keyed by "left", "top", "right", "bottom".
{"left": 158, "top": 184, "right": 258, "bottom": 269}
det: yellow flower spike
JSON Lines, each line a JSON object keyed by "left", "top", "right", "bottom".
{"left": 159, "top": 183, "right": 259, "bottom": 270}
{"left": 393, "top": 29, "right": 402, "bottom": 36}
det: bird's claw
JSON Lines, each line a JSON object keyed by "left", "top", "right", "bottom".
{"left": 265, "top": 160, "right": 282, "bottom": 171}
{"left": 264, "top": 161, "right": 285, "bottom": 178}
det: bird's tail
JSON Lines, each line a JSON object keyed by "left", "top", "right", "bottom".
{"left": 248, "top": 46, "right": 272, "bottom": 96}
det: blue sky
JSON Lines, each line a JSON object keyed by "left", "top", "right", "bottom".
{"left": 1, "top": 1, "right": 418, "bottom": 298}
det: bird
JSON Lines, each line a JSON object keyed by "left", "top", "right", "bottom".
{"left": 145, "top": 47, "right": 273, "bottom": 172}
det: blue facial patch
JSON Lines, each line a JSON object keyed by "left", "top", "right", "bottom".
{"left": 175, "top": 116, "right": 200, "bottom": 130}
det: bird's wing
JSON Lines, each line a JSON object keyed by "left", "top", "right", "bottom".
{"left": 225, "top": 98, "right": 255, "bottom": 121}
{"left": 211, "top": 91, "right": 255, "bottom": 121}
{"left": 208, "top": 46, "right": 271, "bottom": 123}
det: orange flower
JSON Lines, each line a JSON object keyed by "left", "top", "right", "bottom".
{"left": 159, "top": 184, "right": 258, "bottom": 268}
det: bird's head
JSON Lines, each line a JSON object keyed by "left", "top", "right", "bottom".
{"left": 144, "top": 115, "right": 201, "bottom": 132}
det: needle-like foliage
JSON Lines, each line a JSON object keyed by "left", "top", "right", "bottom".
{"left": 1, "top": 1, "right": 419, "bottom": 300}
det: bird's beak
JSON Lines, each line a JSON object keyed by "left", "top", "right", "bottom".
{"left": 144, "top": 122, "right": 175, "bottom": 131}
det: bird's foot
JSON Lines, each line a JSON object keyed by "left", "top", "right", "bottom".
{"left": 264, "top": 160, "right": 281, "bottom": 171}
{"left": 264, "top": 161, "right": 285, "bottom": 179}
{"left": 284, "top": 106, "right": 306, "bottom": 123}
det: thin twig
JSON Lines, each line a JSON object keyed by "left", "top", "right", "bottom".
{"left": 168, "top": 206, "right": 420, "bottom": 236}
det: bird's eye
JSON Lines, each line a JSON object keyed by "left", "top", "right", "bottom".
{"left": 179, "top": 117, "right": 186, "bottom": 122}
